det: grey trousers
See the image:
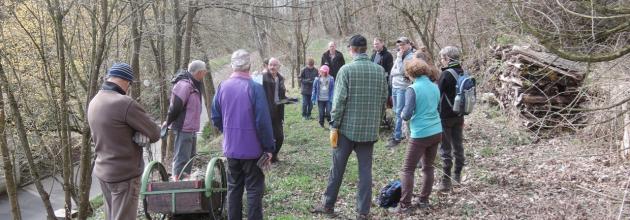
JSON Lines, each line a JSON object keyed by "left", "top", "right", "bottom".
{"left": 323, "top": 133, "right": 374, "bottom": 215}
{"left": 226, "top": 158, "right": 265, "bottom": 220}
{"left": 440, "top": 117, "right": 465, "bottom": 175}
{"left": 99, "top": 176, "right": 140, "bottom": 220}
{"left": 172, "top": 130, "right": 197, "bottom": 178}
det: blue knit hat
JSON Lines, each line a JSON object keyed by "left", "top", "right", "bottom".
{"left": 107, "top": 63, "right": 134, "bottom": 82}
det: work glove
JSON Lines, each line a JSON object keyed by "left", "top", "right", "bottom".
{"left": 330, "top": 128, "right": 338, "bottom": 148}
{"left": 133, "top": 132, "right": 150, "bottom": 148}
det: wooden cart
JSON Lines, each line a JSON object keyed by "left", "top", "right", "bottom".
{"left": 140, "top": 157, "right": 227, "bottom": 220}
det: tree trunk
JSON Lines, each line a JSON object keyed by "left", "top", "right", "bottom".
{"left": 251, "top": 12, "right": 267, "bottom": 60}
{"left": 181, "top": 0, "right": 197, "bottom": 68}
{"left": 292, "top": 0, "right": 302, "bottom": 89}
{"left": 150, "top": 0, "right": 169, "bottom": 162}
{"left": 318, "top": 2, "right": 331, "bottom": 36}
{"left": 172, "top": 0, "right": 183, "bottom": 73}
{"left": 78, "top": 0, "right": 111, "bottom": 218}
{"left": 0, "top": 58, "right": 21, "bottom": 220}
{"left": 130, "top": 0, "right": 144, "bottom": 101}
{"left": 45, "top": 0, "right": 73, "bottom": 218}
{"left": 201, "top": 55, "right": 219, "bottom": 138}
{"left": 623, "top": 102, "right": 630, "bottom": 159}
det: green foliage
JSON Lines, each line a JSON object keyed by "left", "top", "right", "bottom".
{"left": 479, "top": 146, "right": 496, "bottom": 157}
{"left": 496, "top": 34, "right": 515, "bottom": 45}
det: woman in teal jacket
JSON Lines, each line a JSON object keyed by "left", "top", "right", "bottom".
{"left": 394, "top": 58, "right": 443, "bottom": 213}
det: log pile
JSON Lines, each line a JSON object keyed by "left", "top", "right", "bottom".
{"left": 490, "top": 45, "right": 588, "bottom": 131}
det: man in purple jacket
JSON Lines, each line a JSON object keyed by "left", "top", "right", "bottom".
{"left": 163, "top": 60, "right": 207, "bottom": 180}
{"left": 212, "top": 49, "right": 275, "bottom": 220}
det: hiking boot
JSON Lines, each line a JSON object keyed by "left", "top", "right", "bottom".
{"left": 389, "top": 205, "right": 412, "bottom": 215}
{"left": 310, "top": 204, "right": 335, "bottom": 216}
{"left": 438, "top": 178, "right": 452, "bottom": 192}
{"left": 356, "top": 213, "right": 370, "bottom": 220}
{"left": 453, "top": 172, "right": 462, "bottom": 184}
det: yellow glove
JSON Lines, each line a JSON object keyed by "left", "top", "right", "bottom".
{"left": 330, "top": 128, "right": 339, "bottom": 148}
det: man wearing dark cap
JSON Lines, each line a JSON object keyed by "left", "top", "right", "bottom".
{"left": 88, "top": 63, "right": 160, "bottom": 220}
{"left": 387, "top": 36, "right": 415, "bottom": 148}
{"left": 320, "top": 41, "right": 346, "bottom": 78}
{"left": 311, "top": 35, "right": 388, "bottom": 220}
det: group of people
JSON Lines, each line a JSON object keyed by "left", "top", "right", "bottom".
{"left": 87, "top": 33, "right": 468, "bottom": 220}
{"left": 302, "top": 36, "right": 467, "bottom": 218}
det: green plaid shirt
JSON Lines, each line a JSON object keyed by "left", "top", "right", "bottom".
{"left": 331, "top": 53, "right": 388, "bottom": 142}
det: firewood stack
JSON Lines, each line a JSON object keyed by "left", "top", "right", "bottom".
{"left": 490, "top": 45, "right": 588, "bottom": 131}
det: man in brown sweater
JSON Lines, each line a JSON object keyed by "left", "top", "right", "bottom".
{"left": 88, "top": 63, "right": 160, "bottom": 220}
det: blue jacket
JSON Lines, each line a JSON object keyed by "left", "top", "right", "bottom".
{"left": 211, "top": 72, "right": 275, "bottom": 159}
{"left": 311, "top": 76, "right": 335, "bottom": 105}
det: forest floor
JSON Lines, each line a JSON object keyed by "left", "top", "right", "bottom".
{"left": 86, "top": 39, "right": 630, "bottom": 219}
{"left": 200, "top": 90, "right": 630, "bottom": 219}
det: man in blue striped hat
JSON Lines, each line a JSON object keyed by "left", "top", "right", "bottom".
{"left": 88, "top": 63, "right": 160, "bottom": 220}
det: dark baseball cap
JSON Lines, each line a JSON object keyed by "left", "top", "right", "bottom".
{"left": 348, "top": 34, "right": 367, "bottom": 47}
{"left": 396, "top": 37, "right": 411, "bottom": 44}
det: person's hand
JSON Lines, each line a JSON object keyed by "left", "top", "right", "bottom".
{"left": 133, "top": 132, "right": 150, "bottom": 147}
{"left": 402, "top": 121, "right": 410, "bottom": 139}
{"left": 330, "top": 128, "right": 339, "bottom": 148}
{"left": 397, "top": 49, "right": 404, "bottom": 58}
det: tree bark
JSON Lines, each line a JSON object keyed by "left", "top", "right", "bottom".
{"left": 45, "top": 0, "right": 73, "bottom": 218}
{"left": 181, "top": 0, "right": 197, "bottom": 68}
{"left": 202, "top": 55, "right": 216, "bottom": 123}
{"left": 78, "top": 0, "right": 112, "bottom": 218}
{"left": 0, "top": 57, "right": 21, "bottom": 220}
{"left": 623, "top": 102, "right": 630, "bottom": 159}
{"left": 172, "top": 0, "right": 183, "bottom": 73}
{"left": 149, "top": 0, "right": 169, "bottom": 162}
{"left": 130, "top": 0, "right": 145, "bottom": 101}
{"left": 292, "top": 0, "right": 302, "bottom": 89}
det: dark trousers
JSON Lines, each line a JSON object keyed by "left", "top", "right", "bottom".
{"left": 271, "top": 119, "right": 284, "bottom": 161}
{"left": 400, "top": 134, "right": 441, "bottom": 207}
{"left": 302, "top": 94, "right": 313, "bottom": 118}
{"left": 317, "top": 101, "right": 331, "bottom": 125}
{"left": 439, "top": 117, "right": 465, "bottom": 176}
{"left": 323, "top": 134, "right": 374, "bottom": 215}
{"left": 226, "top": 158, "right": 265, "bottom": 220}
{"left": 172, "top": 130, "right": 197, "bottom": 177}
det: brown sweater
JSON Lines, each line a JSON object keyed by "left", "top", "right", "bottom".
{"left": 88, "top": 83, "right": 160, "bottom": 183}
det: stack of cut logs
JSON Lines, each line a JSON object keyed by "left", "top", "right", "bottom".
{"left": 490, "top": 45, "right": 588, "bottom": 131}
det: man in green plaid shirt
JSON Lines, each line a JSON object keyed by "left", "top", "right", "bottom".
{"left": 311, "top": 34, "right": 388, "bottom": 220}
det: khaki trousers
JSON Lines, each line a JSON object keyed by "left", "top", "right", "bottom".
{"left": 99, "top": 176, "right": 140, "bottom": 220}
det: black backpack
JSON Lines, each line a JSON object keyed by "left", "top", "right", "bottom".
{"left": 377, "top": 180, "right": 402, "bottom": 208}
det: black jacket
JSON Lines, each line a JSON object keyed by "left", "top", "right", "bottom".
{"left": 320, "top": 50, "right": 345, "bottom": 78}
{"left": 262, "top": 72, "right": 287, "bottom": 121}
{"left": 299, "top": 67, "right": 318, "bottom": 95}
{"left": 370, "top": 47, "right": 394, "bottom": 76}
{"left": 438, "top": 63, "right": 464, "bottom": 119}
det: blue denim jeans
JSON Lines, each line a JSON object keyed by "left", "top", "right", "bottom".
{"left": 302, "top": 94, "right": 313, "bottom": 118}
{"left": 392, "top": 88, "right": 406, "bottom": 141}
{"left": 317, "top": 101, "right": 331, "bottom": 125}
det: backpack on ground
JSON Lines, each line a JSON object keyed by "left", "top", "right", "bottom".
{"left": 377, "top": 180, "right": 402, "bottom": 208}
{"left": 445, "top": 69, "right": 476, "bottom": 116}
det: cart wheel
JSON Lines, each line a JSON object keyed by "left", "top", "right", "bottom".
{"left": 205, "top": 157, "right": 227, "bottom": 220}
{"left": 141, "top": 161, "right": 169, "bottom": 220}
